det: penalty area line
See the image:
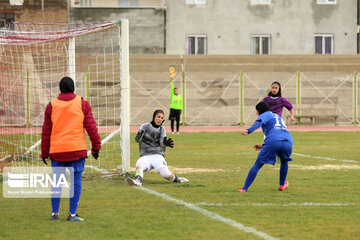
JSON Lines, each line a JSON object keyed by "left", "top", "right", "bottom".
{"left": 292, "top": 153, "right": 359, "bottom": 163}
{"left": 136, "top": 186, "right": 279, "bottom": 240}
{"left": 195, "top": 202, "right": 353, "bottom": 207}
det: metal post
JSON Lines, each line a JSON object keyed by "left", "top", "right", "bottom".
{"left": 240, "top": 71, "right": 244, "bottom": 126}
{"left": 68, "top": 37, "right": 76, "bottom": 84}
{"left": 26, "top": 70, "right": 30, "bottom": 128}
{"left": 297, "top": 70, "right": 301, "bottom": 125}
{"left": 119, "top": 19, "right": 130, "bottom": 173}
{"left": 41, "top": 0, "right": 44, "bottom": 23}
{"left": 182, "top": 70, "right": 186, "bottom": 127}
{"left": 86, "top": 70, "right": 90, "bottom": 101}
{"left": 181, "top": 55, "right": 186, "bottom": 126}
{"left": 354, "top": 71, "right": 358, "bottom": 125}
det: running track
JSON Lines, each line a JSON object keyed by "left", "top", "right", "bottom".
{"left": 131, "top": 125, "right": 360, "bottom": 133}
{"left": 1, "top": 125, "right": 360, "bottom": 134}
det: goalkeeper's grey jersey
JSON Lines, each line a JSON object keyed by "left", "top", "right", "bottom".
{"left": 137, "top": 123, "right": 166, "bottom": 157}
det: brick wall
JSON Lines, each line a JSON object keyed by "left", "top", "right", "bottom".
{"left": 0, "top": 0, "right": 67, "bottom": 23}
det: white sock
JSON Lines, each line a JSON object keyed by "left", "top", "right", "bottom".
{"left": 52, "top": 212, "right": 58, "bottom": 216}
{"left": 71, "top": 213, "right": 76, "bottom": 217}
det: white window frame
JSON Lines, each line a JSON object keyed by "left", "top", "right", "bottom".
{"left": 118, "top": 0, "right": 139, "bottom": 7}
{"left": 316, "top": 0, "right": 336, "bottom": 4}
{"left": 186, "top": 0, "right": 206, "bottom": 5}
{"left": 187, "top": 35, "right": 207, "bottom": 55}
{"left": 250, "top": 0, "right": 271, "bottom": 4}
{"left": 314, "top": 34, "right": 334, "bottom": 54}
{"left": 79, "top": 0, "right": 93, "bottom": 7}
{"left": 251, "top": 35, "right": 271, "bottom": 55}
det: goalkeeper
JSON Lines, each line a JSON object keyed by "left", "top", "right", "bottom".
{"left": 127, "top": 109, "right": 189, "bottom": 186}
{"left": 41, "top": 77, "right": 101, "bottom": 222}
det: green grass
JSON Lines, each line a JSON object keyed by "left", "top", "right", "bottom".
{"left": 1, "top": 132, "right": 360, "bottom": 240}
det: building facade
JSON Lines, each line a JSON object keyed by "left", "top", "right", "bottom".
{"left": 166, "top": 0, "right": 358, "bottom": 55}
{"left": 0, "top": 0, "right": 67, "bottom": 25}
{"left": 1, "top": 0, "right": 359, "bottom": 54}
{"left": 69, "top": 0, "right": 166, "bottom": 53}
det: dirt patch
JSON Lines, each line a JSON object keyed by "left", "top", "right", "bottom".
{"left": 292, "top": 164, "right": 360, "bottom": 170}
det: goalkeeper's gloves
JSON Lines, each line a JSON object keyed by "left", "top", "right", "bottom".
{"left": 42, "top": 157, "right": 47, "bottom": 165}
{"left": 135, "top": 130, "right": 145, "bottom": 142}
{"left": 164, "top": 137, "right": 174, "bottom": 148}
{"left": 91, "top": 149, "right": 99, "bottom": 160}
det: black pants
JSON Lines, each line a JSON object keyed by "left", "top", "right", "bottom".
{"left": 169, "top": 108, "right": 181, "bottom": 132}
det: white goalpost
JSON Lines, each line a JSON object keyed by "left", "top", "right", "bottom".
{"left": 0, "top": 20, "right": 130, "bottom": 174}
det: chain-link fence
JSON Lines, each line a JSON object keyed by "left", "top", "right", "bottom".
{"left": 130, "top": 56, "right": 359, "bottom": 126}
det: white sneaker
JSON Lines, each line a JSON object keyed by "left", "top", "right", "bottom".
{"left": 126, "top": 177, "right": 142, "bottom": 187}
{"left": 178, "top": 177, "right": 189, "bottom": 183}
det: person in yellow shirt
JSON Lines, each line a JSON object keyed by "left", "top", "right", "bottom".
{"left": 169, "top": 78, "right": 183, "bottom": 134}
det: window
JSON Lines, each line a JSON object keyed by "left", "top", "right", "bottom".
{"left": 186, "top": 0, "right": 206, "bottom": 4}
{"left": 119, "top": 0, "right": 139, "bottom": 7}
{"left": 317, "top": 0, "right": 336, "bottom": 4}
{"left": 251, "top": 35, "right": 271, "bottom": 55}
{"left": 251, "top": 0, "right": 271, "bottom": 4}
{"left": 187, "top": 35, "right": 207, "bottom": 54}
{"left": 0, "top": 13, "right": 14, "bottom": 29}
{"left": 79, "top": 0, "right": 93, "bottom": 7}
{"left": 315, "top": 34, "right": 334, "bottom": 54}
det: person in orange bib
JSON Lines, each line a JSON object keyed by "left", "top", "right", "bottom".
{"left": 41, "top": 77, "right": 101, "bottom": 222}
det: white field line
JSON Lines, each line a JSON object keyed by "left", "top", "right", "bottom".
{"left": 292, "top": 153, "right": 359, "bottom": 163}
{"left": 137, "top": 186, "right": 279, "bottom": 240}
{"left": 84, "top": 165, "right": 110, "bottom": 174}
{"left": 86, "top": 164, "right": 278, "bottom": 240}
{"left": 176, "top": 151, "right": 358, "bottom": 163}
{"left": 192, "top": 152, "right": 252, "bottom": 155}
{"left": 195, "top": 202, "right": 353, "bottom": 207}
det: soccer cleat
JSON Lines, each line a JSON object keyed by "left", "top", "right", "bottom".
{"left": 176, "top": 132, "right": 180, "bottom": 135}
{"left": 178, "top": 177, "right": 189, "bottom": 183}
{"left": 67, "top": 213, "right": 84, "bottom": 222}
{"left": 126, "top": 177, "right": 142, "bottom": 187}
{"left": 279, "top": 180, "right": 289, "bottom": 191}
{"left": 238, "top": 188, "right": 247, "bottom": 192}
{"left": 49, "top": 213, "right": 59, "bottom": 220}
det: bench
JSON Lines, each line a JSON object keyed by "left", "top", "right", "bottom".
{"left": 287, "top": 104, "right": 339, "bottom": 125}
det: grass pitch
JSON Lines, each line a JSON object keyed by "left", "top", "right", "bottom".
{"left": 1, "top": 131, "right": 359, "bottom": 240}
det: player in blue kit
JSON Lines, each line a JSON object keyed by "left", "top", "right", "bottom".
{"left": 238, "top": 102, "right": 294, "bottom": 192}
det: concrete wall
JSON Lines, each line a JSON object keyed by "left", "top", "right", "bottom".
{"left": 0, "top": 0, "right": 67, "bottom": 23}
{"left": 69, "top": 8, "right": 165, "bottom": 54}
{"left": 166, "top": 0, "right": 357, "bottom": 55}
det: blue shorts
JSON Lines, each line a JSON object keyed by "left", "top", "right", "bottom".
{"left": 256, "top": 140, "right": 293, "bottom": 165}
{"left": 51, "top": 158, "right": 85, "bottom": 173}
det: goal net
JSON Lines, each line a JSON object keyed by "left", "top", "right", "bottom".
{"left": 0, "top": 20, "right": 130, "bottom": 174}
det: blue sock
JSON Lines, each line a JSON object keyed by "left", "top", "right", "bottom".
{"left": 51, "top": 168, "right": 64, "bottom": 213}
{"left": 51, "top": 197, "right": 61, "bottom": 214}
{"left": 242, "top": 161, "right": 264, "bottom": 191}
{"left": 279, "top": 161, "right": 288, "bottom": 186}
{"left": 69, "top": 171, "right": 83, "bottom": 215}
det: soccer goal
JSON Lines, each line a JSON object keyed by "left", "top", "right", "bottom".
{"left": 0, "top": 20, "right": 130, "bottom": 174}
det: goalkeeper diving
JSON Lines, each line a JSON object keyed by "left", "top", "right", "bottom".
{"left": 126, "top": 109, "right": 189, "bottom": 186}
